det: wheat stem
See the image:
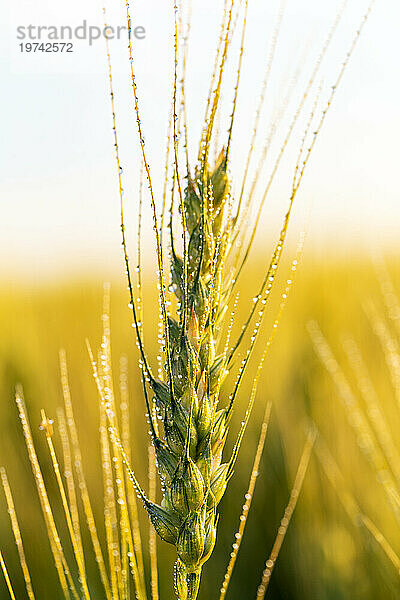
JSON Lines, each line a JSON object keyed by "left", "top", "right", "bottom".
{"left": 256, "top": 429, "right": 316, "bottom": 599}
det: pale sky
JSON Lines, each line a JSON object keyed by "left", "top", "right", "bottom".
{"left": 1, "top": 0, "right": 399, "bottom": 279}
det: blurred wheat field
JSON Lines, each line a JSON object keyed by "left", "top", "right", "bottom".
{"left": 1, "top": 254, "right": 399, "bottom": 600}
{"left": 2, "top": 0, "right": 397, "bottom": 595}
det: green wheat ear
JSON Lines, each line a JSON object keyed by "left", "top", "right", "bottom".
{"left": 105, "top": 0, "right": 376, "bottom": 598}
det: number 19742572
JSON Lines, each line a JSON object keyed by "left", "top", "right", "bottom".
{"left": 19, "top": 42, "right": 73, "bottom": 52}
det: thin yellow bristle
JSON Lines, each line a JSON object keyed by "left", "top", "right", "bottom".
{"left": 59, "top": 349, "right": 112, "bottom": 600}
{"left": 40, "top": 409, "right": 91, "bottom": 600}
{"left": 0, "top": 469, "right": 35, "bottom": 600}
{"left": 16, "top": 390, "right": 78, "bottom": 600}
{"left": 0, "top": 550, "right": 16, "bottom": 600}
{"left": 56, "top": 408, "right": 84, "bottom": 567}
{"left": 148, "top": 445, "right": 159, "bottom": 600}
{"left": 219, "top": 401, "right": 272, "bottom": 600}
